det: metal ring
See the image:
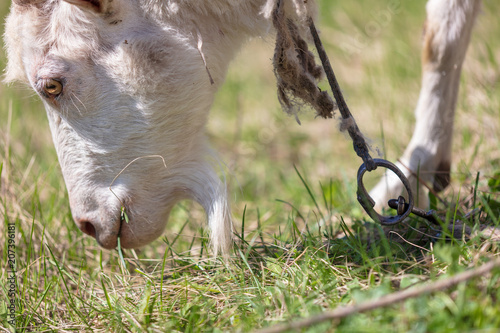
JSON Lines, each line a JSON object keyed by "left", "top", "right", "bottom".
{"left": 356, "top": 159, "right": 414, "bottom": 225}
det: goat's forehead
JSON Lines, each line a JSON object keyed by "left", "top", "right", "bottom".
{"left": 38, "top": 4, "right": 101, "bottom": 51}
{"left": 5, "top": 5, "right": 92, "bottom": 80}
{"left": 6, "top": 2, "right": 129, "bottom": 81}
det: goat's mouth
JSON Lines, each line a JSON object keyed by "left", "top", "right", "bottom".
{"left": 85, "top": 210, "right": 123, "bottom": 250}
{"left": 95, "top": 224, "right": 120, "bottom": 249}
{"left": 116, "top": 207, "right": 127, "bottom": 246}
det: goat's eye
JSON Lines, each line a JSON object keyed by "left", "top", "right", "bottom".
{"left": 43, "top": 79, "right": 63, "bottom": 97}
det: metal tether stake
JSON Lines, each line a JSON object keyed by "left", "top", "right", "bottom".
{"left": 308, "top": 18, "right": 415, "bottom": 225}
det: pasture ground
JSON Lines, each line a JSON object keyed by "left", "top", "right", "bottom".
{"left": 1, "top": 0, "right": 500, "bottom": 332}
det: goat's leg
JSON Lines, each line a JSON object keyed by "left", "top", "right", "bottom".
{"left": 370, "top": 0, "right": 481, "bottom": 209}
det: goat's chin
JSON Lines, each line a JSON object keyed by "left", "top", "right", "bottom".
{"left": 117, "top": 216, "right": 168, "bottom": 249}
{"left": 115, "top": 206, "right": 172, "bottom": 249}
{"left": 117, "top": 233, "right": 159, "bottom": 249}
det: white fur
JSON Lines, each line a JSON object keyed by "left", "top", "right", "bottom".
{"left": 4, "top": 0, "right": 276, "bottom": 254}
{"left": 4, "top": 0, "right": 481, "bottom": 254}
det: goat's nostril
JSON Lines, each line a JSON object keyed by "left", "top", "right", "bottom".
{"left": 80, "top": 221, "right": 97, "bottom": 238}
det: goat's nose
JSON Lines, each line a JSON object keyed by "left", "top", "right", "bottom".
{"left": 76, "top": 218, "right": 97, "bottom": 238}
{"left": 74, "top": 215, "right": 119, "bottom": 249}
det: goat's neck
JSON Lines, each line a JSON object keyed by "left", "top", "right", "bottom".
{"left": 143, "top": 0, "right": 271, "bottom": 85}
{"left": 146, "top": 0, "right": 271, "bottom": 42}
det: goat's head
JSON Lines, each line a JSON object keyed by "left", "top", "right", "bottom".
{"left": 5, "top": 0, "right": 232, "bottom": 251}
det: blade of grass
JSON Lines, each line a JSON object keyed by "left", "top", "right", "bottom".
{"left": 117, "top": 236, "right": 128, "bottom": 274}
{"left": 101, "top": 275, "right": 113, "bottom": 310}
{"left": 23, "top": 281, "right": 53, "bottom": 329}
{"left": 294, "top": 165, "right": 325, "bottom": 222}
{"left": 46, "top": 245, "right": 91, "bottom": 329}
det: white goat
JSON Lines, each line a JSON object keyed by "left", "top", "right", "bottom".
{"left": 4, "top": 0, "right": 481, "bottom": 255}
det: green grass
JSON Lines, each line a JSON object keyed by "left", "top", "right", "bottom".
{"left": 1, "top": 0, "right": 500, "bottom": 332}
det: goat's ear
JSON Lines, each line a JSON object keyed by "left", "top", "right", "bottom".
{"left": 62, "top": 0, "right": 112, "bottom": 14}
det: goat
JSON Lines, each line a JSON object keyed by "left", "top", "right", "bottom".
{"left": 4, "top": 0, "right": 481, "bottom": 255}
